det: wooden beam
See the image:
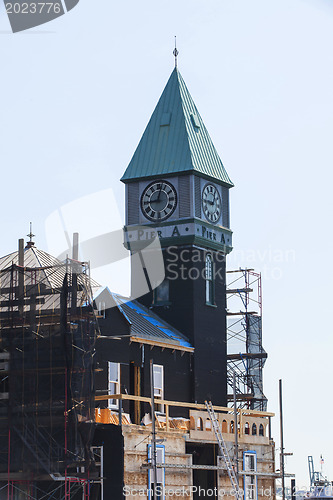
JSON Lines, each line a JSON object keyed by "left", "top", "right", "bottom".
{"left": 130, "top": 336, "right": 194, "bottom": 353}
{"left": 94, "top": 393, "right": 274, "bottom": 417}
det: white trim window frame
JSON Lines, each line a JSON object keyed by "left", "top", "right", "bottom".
{"left": 108, "top": 362, "right": 120, "bottom": 410}
{"left": 243, "top": 451, "right": 258, "bottom": 500}
{"left": 153, "top": 364, "right": 164, "bottom": 413}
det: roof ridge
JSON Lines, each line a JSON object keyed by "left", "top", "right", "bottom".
{"left": 174, "top": 69, "right": 195, "bottom": 179}
{"left": 32, "top": 246, "right": 44, "bottom": 268}
{"left": 177, "top": 70, "right": 233, "bottom": 186}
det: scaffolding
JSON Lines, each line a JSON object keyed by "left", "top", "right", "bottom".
{"left": 0, "top": 248, "right": 101, "bottom": 499}
{"left": 226, "top": 269, "right": 267, "bottom": 411}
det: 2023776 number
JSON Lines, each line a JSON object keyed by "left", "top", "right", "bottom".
{"left": 6, "top": 2, "right": 62, "bottom": 14}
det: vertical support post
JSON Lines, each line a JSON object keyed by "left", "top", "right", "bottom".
{"left": 150, "top": 359, "right": 158, "bottom": 500}
{"left": 134, "top": 366, "right": 141, "bottom": 424}
{"left": 73, "top": 232, "right": 79, "bottom": 261}
{"left": 166, "top": 404, "right": 169, "bottom": 432}
{"left": 65, "top": 478, "right": 71, "bottom": 500}
{"left": 65, "top": 367, "right": 69, "bottom": 500}
{"left": 18, "top": 239, "right": 24, "bottom": 266}
{"left": 291, "top": 479, "right": 296, "bottom": 500}
{"left": 7, "top": 430, "right": 10, "bottom": 500}
{"left": 100, "top": 446, "right": 104, "bottom": 500}
{"left": 119, "top": 397, "right": 123, "bottom": 429}
{"left": 233, "top": 371, "right": 239, "bottom": 479}
{"left": 279, "top": 379, "right": 285, "bottom": 500}
{"left": 18, "top": 239, "right": 24, "bottom": 317}
{"left": 269, "top": 416, "right": 272, "bottom": 440}
{"left": 71, "top": 233, "right": 79, "bottom": 315}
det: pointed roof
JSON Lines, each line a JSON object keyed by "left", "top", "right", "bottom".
{"left": 121, "top": 68, "right": 233, "bottom": 187}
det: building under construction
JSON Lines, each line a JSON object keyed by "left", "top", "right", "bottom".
{"left": 0, "top": 63, "right": 280, "bottom": 499}
{"left": 0, "top": 238, "right": 276, "bottom": 500}
{"left": 0, "top": 239, "right": 101, "bottom": 499}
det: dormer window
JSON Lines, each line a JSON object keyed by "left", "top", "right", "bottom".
{"left": 190, "top": 113, "right": 200, "bottom": 129}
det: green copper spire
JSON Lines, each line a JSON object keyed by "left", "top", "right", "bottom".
{"left": 121, "top": 68, "right": 233, "bottom": 187}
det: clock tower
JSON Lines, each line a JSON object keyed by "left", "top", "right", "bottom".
{"left": 121, "top": 66, "right": 233, "bottom": 406}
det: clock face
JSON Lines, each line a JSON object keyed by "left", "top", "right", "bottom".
{"left": 202, "top": 183, "right": 222, "bottom": 224}
{"left": 141, "top": 180, "right": 177, "bottom": 222}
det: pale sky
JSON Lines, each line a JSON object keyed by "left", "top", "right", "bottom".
{"left": 1, "top": 0, "right": 332, "bottom": 487}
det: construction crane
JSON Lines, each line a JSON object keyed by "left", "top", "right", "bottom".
{"left": 308, "top": 456, "right": 328, "bottom": 487}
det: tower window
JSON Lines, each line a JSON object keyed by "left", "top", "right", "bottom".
{"left": 153, "top": 279, "right": 170, "bottom": 305}
{"left": 205, "top": 254, "right": 215, "bottom": 305}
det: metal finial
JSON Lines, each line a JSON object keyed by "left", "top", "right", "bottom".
{"left": 26, "top": 222, "right": 35, "bottom": 247}
{"left": 173, "top": 36, "right": 179, "bottom": 68}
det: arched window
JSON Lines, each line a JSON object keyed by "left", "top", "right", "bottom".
{"left": 252, "top": 423, "right": 257, "bottom": 436}
{"left": 222, "top": 420, "right": 228, "bottom": 433}
{"left": 245, "top": 422, "right": 250, "bottom": 435}
{"left": 205, "top": 419, "right": 212, "bottom": 431}
{"left": 230, "top": 420, "right": 234, "bottom": 433}
{"left": 259, "top": 424, "right": 265, "bottom": 436}
{"left": 205, "top": 254, "right": 214, "bottom": 305}
{"left": 190, "top": 417, "right": 196, "bottom": 430}
{"left": 197, "top": 417, "right": 203, "bottom": 431}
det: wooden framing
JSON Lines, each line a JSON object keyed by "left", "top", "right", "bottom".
{"left": 95, "top": 393, "right": 275, "bottom": 432}
{"left": 130, "top": 336, "right": 194, "bottom": 353}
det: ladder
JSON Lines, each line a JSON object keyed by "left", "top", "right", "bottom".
{"left": 205, "top": 401, "right": 241, "bottom": 500}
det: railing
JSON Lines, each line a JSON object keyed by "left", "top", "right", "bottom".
{"left": 94, "top": 394, "right": 274, "bottom": 436}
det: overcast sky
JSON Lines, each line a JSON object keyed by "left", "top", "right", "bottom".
{"left": 1, "top": 0, "right": 332, "bottom": 487}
